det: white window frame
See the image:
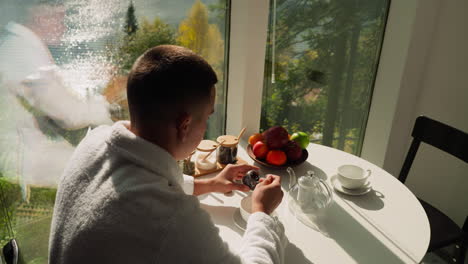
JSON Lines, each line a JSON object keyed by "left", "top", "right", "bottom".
{"left": 225, "top": 0, "right": 270, "bottom": 138}
{"left": 360, "top": 0, "right": 420, "bottom": 167}
{"left": 226, "top": 0, "right": 419, "bottom": 168}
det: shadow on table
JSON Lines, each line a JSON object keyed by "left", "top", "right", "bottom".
{"left": 254, "top": 161, "right": 327, "bottom": 191}
{"left": 285, "top": 242, "right": 315, "bottom": 264}
{"left": 294, "top": 161, "right": 327, "bottom": 181}
{"left": 332, "top": 175, "right": 386, "bottom": 211}
{"left": 200, "top": 203, "right": 244, "bottom": 236}
{"left": 201, "top": 203, "right": 314, "bottom": 263}
{"left": 313, "top": 202, "right": 417, "bottom": 264}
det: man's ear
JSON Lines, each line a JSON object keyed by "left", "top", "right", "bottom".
{"left": 175, "top": 112, "right": 192, "bottom": 143}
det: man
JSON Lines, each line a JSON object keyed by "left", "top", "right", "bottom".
{"left": 49, "top": 45, "right": 287, "bottom": 263}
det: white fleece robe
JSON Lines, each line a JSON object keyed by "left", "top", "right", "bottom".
{"left": 48, "top": 121, "right": 287, "bottom": 263}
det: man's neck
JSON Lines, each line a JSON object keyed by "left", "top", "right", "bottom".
{"left": 128, "top": 122, "right": 177, "bottom": 160}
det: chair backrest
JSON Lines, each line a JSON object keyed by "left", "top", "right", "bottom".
{"left": 2, "top": 239, "right": 18, "bottom": 264}
{"left": 398, "top": 116, "right": 468, "bottom": 184}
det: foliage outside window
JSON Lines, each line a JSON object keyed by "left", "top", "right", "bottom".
{"left": 0, "top": 0, "right": 228, "bottom": 262}
{"left": 261, "top": 0, "right": 390, "bottom": 155}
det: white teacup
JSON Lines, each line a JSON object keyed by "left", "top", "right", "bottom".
{"left": 337, "top": 165, "right": 371, "bottom": 189}
{"left": 240, "top": 195, "right": 253, "bottom": 222}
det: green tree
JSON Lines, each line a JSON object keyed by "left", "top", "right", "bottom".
{"left": 208, "top": 0, "right": 228, "bottom": 35}
{"left": 261, "top": 0, "right": 389, "bottom": 154}
{"left": 177, "top": 0, "right": 224, "bottom": 68}
{"left": 118, "top": 17, "right": 177, "bottom": 72}
{"left": 124, "top": 1, "right": 138, "bottom": 36}
{"left": 177, "top": 0, "right": 226, "bottom": 140}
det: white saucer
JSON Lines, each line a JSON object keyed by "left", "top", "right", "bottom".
{"left": 233, "top": 208, "right": 247, "bottom": 231}
{"left": 232, "top": 209, "right": 279, "bottom": 231}
{"left": 331, "top": 175, "right": 372, "bottom": 196}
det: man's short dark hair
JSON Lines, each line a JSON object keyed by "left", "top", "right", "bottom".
{"left": 127, "top": 45, "right": 217, "bottom": 125}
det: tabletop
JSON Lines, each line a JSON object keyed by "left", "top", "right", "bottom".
{"left": 197, "top": 142, "right": 430, "bottom": 264}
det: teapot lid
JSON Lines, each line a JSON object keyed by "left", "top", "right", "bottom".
{"left": 298, "top": 176, "right": 317, "bottom": 189}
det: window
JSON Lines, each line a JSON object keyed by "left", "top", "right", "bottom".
{"left": 0, "top": 0, "right": 229, "bottom": 262}
{"left": 261, "top": 0, "right": 390, "bottom": 155}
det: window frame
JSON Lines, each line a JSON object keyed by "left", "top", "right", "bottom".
{"left": 226, "top": 0, "right": 418, "bottom": 168}
{"left": 225, "top": 0, "right": 270, "bottom": 138}
{"left": 359, "top": 0, "right": 419, "bottom": 167}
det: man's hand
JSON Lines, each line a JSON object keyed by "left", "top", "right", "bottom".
{"left": 251, "top": 174, "right": 283, "bottom": 215}
{"left": 193, "top": 164, "right": 259, "bottom": 195}
{"left": 212, "top": 164, "right": 260, "bottom": 193}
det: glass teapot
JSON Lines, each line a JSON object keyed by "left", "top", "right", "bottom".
{"left": 287, "top": 167, "right": 333, "bottom": 214}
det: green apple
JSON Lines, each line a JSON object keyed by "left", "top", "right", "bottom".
{"left": 291, "top": 132, "right": 310, "bottom": 149}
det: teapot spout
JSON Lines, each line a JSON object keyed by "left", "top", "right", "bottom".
{"left": 286, "top": 167, "right": 296, "bottom": 190}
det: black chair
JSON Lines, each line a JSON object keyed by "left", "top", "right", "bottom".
{"left": 2, "top": 239, "right": 18, "bottom": 264}
{"left": 398, "top": 116, "right": 468, "bottom": 263}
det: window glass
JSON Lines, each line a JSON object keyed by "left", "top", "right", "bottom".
{"left": 0, "top": 0, "right": 229, "bottom": 262}
{"left": 261, "top": 0, "right": 390, "bottom": 154}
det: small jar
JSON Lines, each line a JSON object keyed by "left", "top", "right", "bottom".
{"left": 180, "top": 150, "right": 196, "bottom": 175}
{"left": 196, "top": 140, "right": 218, "bottom": 171}
{"left": 182, "top": 159, "right": 195, "bottom": 175}
{"left": 216, "top": 135, "right": 239, "bottom": 165}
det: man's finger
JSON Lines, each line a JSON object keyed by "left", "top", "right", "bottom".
{"left": 263, "top": 175, "right": 274, "bottom": 185}
{"left": 256, "top": 178, "right": 266, "bottom": 186}
{"left": 272, "top": 175, "right": 281, "bottom": 184}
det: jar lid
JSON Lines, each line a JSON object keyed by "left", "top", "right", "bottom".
{"left": 197, "top": 140, "right": 218, "bottom": 151}
{"left": 217, "top": 135, "right": 239, "bottom": 147}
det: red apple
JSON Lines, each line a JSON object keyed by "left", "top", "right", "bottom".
{"left": 284, "top": 140, "right": 302, "bottom": 161}
{"left": 264, "top": 126, "right": 289, "bottom": 149}
{"left": 266, "top": 150, "right": 287, "bottom": 166}
{"left": 253, "top": 141, "right": 269, "bottom": 159}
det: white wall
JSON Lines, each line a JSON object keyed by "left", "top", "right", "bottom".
{"left": 360, "top": 0, "right": 419, "bottom": 166}
{"left": 383, "top": 0, "right": 468, "bottom": 227}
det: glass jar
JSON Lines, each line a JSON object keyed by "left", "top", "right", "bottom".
{"left": 216, "top": 135, "right": 239, "bottom": 165}
{"left": 179, "top": 150, "right": 196, "bottom": 175}
{"left": 196, "top": 140, "right": 218, "bottom": 171}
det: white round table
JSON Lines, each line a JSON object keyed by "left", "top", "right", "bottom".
{"left": 198, "top": 142, "right": 430, "bottom": 264}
